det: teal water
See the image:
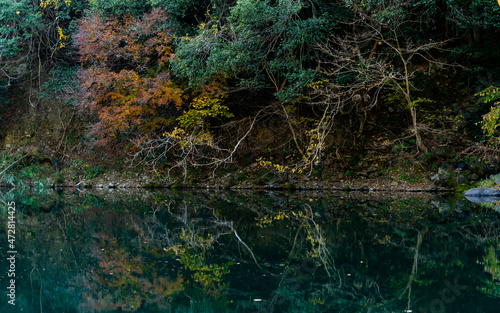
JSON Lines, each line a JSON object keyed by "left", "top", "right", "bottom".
{"left": 1, "top": 189, "right": 499, "bottom": 312}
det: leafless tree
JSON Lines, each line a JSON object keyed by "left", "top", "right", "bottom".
{"left": 128, "top": 107, "right": 262, "bottom": 180}
{"left": 312, "top": 0, "right": 453, "bottom": 155}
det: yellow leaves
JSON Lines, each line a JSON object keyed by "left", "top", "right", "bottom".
{"left": 57, "top": 26, "right": 68, "bottom": 48}
{"left": 40, "top": 0, "right": 71, "bottom": 10}
{"left": 165, "top": 244, "right": 185, "bottom": 256}
{"left": 178, "top": 35, "right": 193, "bottom": 42}
{"left": 307, "top": 80, "right": 327, "bottom": 89}
{"left": 163, "top": 127, "right": 186, "bottom": 140}
{"left": 256, "top": 211, "right": 290, "bottom": 227}
{"left": 57, "top": 26, "right": 68, "bottom": 40}
{"left": 162, "top": 128, "right": 215, "bottom": 148}
{"left": 177, "top": 95, "right": 233, "bottom": 130}
{"left": 256, "top": 157, "right": 290, "bottom": 173}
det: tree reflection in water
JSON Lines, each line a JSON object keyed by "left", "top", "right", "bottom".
{"left": 1, "top": 190, "right": 499, "bottom": 312}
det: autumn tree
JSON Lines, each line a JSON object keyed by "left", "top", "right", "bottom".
{"left": 74, "top": 9, "right": 183, "bottom": 147}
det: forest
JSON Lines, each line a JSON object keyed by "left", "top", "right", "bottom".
{"left": 2, "top": 0, "right": 500, "bottom": 188}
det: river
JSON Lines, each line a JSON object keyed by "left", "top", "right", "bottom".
{"left": 1, "top": 188, "right": 499, "bottom": 312}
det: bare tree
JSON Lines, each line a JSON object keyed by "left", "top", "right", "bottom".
{"left": 128, "top": 109, "right": 261, "bottom": 180}
{"left": 313, "top": 0, "right": 452, "bottom": 154}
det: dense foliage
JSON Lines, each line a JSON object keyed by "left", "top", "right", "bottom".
{"left": 2, "top": 0, "right": 500, "bottom": 171}
{"left": 74, "top": 9, "right": 183, "bottom": 145}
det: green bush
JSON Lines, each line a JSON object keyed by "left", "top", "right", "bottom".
{"left": 88, "top": 0, "right": 151, "bottom": 16}
{"left": 70, "top": 159, "right": 104, "bottom": 179}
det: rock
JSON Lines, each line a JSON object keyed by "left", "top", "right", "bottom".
{"left": 367, "top": 164, "right": 377, "bottom": 173}
{"left": 430, "top": 182, "right": 440, "bottom": 190}
{"left": 464, "top": 187, "right": 500, "bottom": 203}
{"left": 469, "top": 174, "right": 479, "bottom": 181}
{"left": 456, "top": 175, "right": 467, "bottom": 185}
{"left": 358, "top": 171, "right": 368, "bottom": 178}
{"left": 273, "top": 176, "right": 286, "bottom": 184}
{"left": 431, "top": 173, "right": 441, "bottom": 182}
{"left": 266, "top": 183, "right": 283, "bottom": 190}
{"left": 464, "top": 187, "right": 500, "bottom": 196}
{"left": 438, "top": 166, "right": 452, "bottom": 180}
{"left": 495, "top": 176, "right": 500, "bottom": 185}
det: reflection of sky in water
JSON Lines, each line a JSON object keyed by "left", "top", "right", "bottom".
{"left": 0, "top": 190, "right": 499, "bottom": 312}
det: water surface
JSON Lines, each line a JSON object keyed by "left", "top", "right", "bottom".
{"left": 1, "top": 189, "right": 499, "bottom": 312}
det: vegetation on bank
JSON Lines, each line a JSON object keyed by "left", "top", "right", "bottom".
{"left": 2, "top": 0, "right": 500, "bottom": 188}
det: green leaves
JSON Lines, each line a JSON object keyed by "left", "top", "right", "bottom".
{"left": 88, "top": 0, "right": 151, "bottom": 17}
{"left": 0, "top": 0, "right": 41, "bottom": 58}
{"left": 477, "top": 86, "right": 500, "bottom": 138}
{"left": 173, "top": 0, "right": 332, "bottom": 102}
{"left": 476, "top": 86, "right": 500, "bottom": 105}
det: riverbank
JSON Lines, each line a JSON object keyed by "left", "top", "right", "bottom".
{"left": 0, "top": 146, "right": 490, "bottom": 193}
{"left": 0, "top": 159, "right": 457, "bottom": 192}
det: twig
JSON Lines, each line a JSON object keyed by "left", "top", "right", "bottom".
{"left": 0, "top": 154, "right": 27, "bottom": 177}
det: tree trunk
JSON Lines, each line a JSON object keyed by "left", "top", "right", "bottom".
{"left": 410, "top": 105, "right": 427, "bottom": 153}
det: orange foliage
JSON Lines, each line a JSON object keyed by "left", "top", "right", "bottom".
{"left": 74, "top": 9, "right": 173, "bottom": 71}
{"left": 74, "top": 9, "right": 182, "bottom": 146}
{"left": 81, "top": 236, "right": 184, "bottom": 312}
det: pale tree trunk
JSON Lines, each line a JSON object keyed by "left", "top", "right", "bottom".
{"left": 410, "top": 103, "right": 428, "bottom": 153}
{"left": 402, "top": 59, "right": 428, "bottom": 153}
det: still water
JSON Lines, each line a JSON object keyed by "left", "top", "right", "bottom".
{"left": 1, "top": 188, "right": 499, "bottom": 312}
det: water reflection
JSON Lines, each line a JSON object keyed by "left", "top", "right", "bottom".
{"left": 1, "top": 189, "right": 500, "bottom": 312}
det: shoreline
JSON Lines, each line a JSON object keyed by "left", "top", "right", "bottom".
{"left": 0, "top": 177, "right": 455, "bottom": 193}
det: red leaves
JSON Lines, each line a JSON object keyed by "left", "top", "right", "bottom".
{"left": 78, "top": 69, "right": 182, "bottom": 145}
{"left": 74, "top": 9, "right": 173, "bottom": 71}
{"left": 74, "top": 9, "right": 182, "bottom": 146}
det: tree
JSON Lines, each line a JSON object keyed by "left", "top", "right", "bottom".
{"left": 314, "top": 0, "right": 453, "bottom": 154}
{"left": 173, "top": 0, "right": 329, "bottom": 101}
{"left": 1, "top": 0, "right": 44, "bottom": 85}
{"left": 147, "top": 0, "right": 212, "bottom": 36}
{"left": 74, "top": 9, "right": 183, "bottom": 147}
{"left": 0, "top": 0, "right": 87, "bottom": 122}
{"left": 467, "top": 85, "right": 500, "bottom": 160}
{"left": 171, "top": 0, "right": 340, "bottom": 172}
{"left": 88, "top": 0, "right": 151, "bottom": 17}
